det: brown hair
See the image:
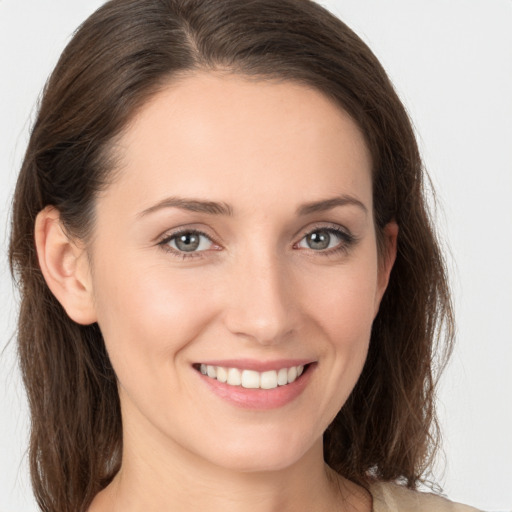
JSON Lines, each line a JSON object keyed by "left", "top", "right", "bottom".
{"left": 9, "top": 0, "right": 454, "bottom": 510}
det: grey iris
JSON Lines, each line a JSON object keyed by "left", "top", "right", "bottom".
{"left": 176, "top": 233, "right": 200, "bottom": 252}
{"left": 307, "top": 230, "right": 331, "bottom": 250}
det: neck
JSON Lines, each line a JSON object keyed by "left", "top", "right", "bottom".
{"left": 113, "top": 444, "right": 335, "bottom": 511}
{"left": 90, "top": 428, "right": 369, "bottom": 512}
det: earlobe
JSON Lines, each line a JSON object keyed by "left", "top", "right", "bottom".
{"left": 34, "top": 206, "right": 97, "bottom": 325}
{"left": 374, "top": 221, "right": 399, "bottom": 315}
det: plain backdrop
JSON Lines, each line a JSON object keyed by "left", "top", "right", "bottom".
{"left": 1, "top": 1, "right": 511, "bottom": 511}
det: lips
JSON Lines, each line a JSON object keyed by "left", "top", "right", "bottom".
{"left": 193, "top": 360, "right": 314, "bottom": 409}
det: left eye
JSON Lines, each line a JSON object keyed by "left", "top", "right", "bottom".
{"left": 297, "top": 228, "right": 346, "bottom": 251}
{"left": 166, "top": 231, "right": 214, "bottom": 252}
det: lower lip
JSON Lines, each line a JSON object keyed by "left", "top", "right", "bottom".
{"left": 197, "top": 365, "right": 315, "bottom": 410}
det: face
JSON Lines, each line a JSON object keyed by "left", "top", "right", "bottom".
{"left": 86, "top": 72, "right": 394, "bottom": 473}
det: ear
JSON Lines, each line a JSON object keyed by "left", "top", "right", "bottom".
{"left": 34, "top": 206, "right": 97, "bottom": 325}
{"left": 374, "top": 220, "right": 398, "bottom": 315}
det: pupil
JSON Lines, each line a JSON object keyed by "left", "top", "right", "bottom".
{"left": 308, "top": 231, "right": 330, "bottom": 250}
{"left": 176, "top": 233, "right": 200, "bottom": 252}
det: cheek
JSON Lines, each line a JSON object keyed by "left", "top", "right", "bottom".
{"left": 305, "top": 261, "right": 379, "bottom": 344}
{"left": 91, "top": 256, "right": 215, "bottom": 379}
{"left": 303, "top": 256, "right": 379, "bottom": 393}
{"left": 279, "top": 256, "right": 380, "bottom": 429}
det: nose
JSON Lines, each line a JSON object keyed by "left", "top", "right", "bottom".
{"left": 221, "top": 247, "right": 299, "bottom": 346}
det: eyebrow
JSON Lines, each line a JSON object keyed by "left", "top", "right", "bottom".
{"left": 138, "top": 194, "right": 367, "bottom": 218}
{"left": 139, "top": 197, "right": 234, "bottom": 217}
{"left": 296, "top": 195, "right": 368, "bottom": 216}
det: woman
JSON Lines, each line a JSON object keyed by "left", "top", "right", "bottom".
{"left": 9, "top": 0, "right": 480, "bottom": 510}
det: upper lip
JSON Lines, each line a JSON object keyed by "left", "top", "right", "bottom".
{"left": 194, "top": 359, "right": 315, "bottom": 372}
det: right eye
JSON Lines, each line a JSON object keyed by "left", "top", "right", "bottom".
{"left": 159, "top": 229, "right": 216, "bottom": 259}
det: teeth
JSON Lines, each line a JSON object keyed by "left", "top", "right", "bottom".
{"left": 277, "top": 368, "right": 288, "bottom": 386}
{"left": 199, "top": 364, "right": 307, "bottom": 389}
{"left": 216, "top": 366, "right": 228, "bottom": 383}
{"left": 241, "top": 370, "right": 260, "bottom": 389}
{"left": 260, "top": 370, "right": 278, "bottom": 390}
{"left": 227, "top": 367, "right": 242, "bottom": 386}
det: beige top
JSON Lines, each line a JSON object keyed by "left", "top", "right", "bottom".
{"left": 370, "top": 482, "right": 481, "bottom": 512}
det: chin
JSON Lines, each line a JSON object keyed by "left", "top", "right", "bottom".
{"left": 195, "top": 429, "right": 320, "bottom": 474}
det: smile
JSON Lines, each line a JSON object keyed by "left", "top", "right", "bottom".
{"left": 198, "top": 364, "right": 305, "bottom": 389}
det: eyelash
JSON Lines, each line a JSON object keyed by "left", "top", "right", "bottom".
{"left": 157, "top": 225, "right": 357, "bottom": 261}
{"left": 158, "top": 229, "right": 220, "bottom": 260}
{"left": 297, "top": 225, "right": 356, "bottom": 258}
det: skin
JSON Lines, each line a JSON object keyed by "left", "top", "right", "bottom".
{"left": 36, "top": 72, "right": 397, "bottom": 511}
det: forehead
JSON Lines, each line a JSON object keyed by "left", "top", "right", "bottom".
{"left": 106, "top": 72, "right": 372, "bottom": 216}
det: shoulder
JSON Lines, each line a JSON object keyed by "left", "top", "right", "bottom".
{"left": 369, "top": 481, "right": 481, "bottom": 512}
